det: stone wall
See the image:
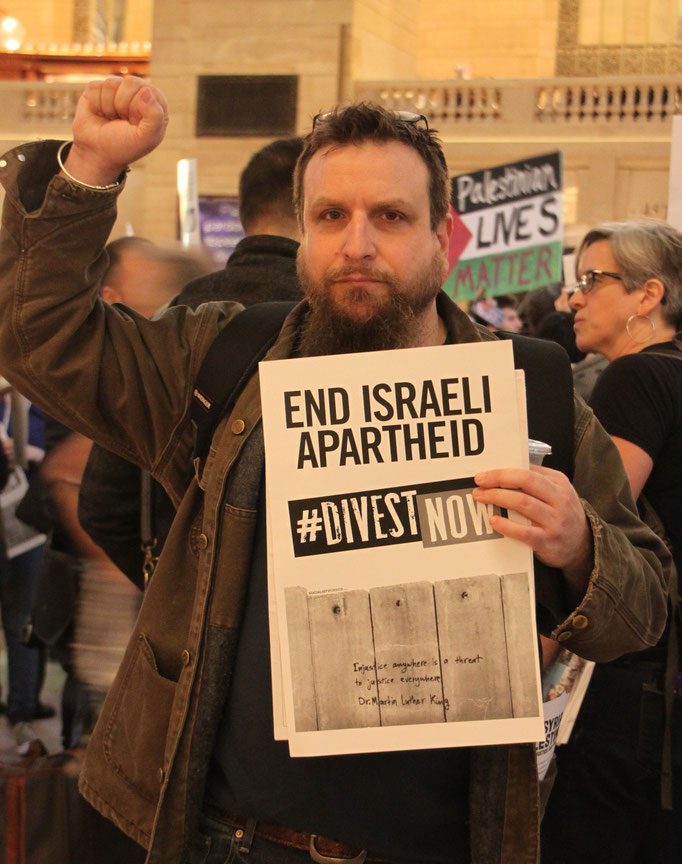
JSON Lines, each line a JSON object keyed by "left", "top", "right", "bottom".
{"left": 416, "top": 0, "right": 560, "bottom": 79}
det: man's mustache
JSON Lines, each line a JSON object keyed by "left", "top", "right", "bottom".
{"left": 324, "top": 265, "right": 395, "bottom": 285}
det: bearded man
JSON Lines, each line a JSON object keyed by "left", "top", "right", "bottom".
{"left": 0, "top": 76, "right": 672, "bottom": 864}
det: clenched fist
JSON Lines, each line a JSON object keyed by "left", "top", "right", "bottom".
{"left": 61, "top": 76, "right": 169, "bottom": 188}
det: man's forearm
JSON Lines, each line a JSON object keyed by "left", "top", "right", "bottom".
{"left": 0, "top": 141, "right": 120, "bottom": 424}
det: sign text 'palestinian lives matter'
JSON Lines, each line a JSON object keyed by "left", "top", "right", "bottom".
{"left": 445, "top": 152, "right": 563, "bottom": 301}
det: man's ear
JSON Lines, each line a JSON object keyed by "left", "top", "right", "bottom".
{"left": 101, "top": 284, "right": 122, "bottom": 305}
{"left": 639, "top": 278, "right": 666, "bottom": 315}
{"left": 436, "top": 210, "right": 454, "bottom": 257}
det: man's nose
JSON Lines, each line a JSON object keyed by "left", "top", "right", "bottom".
{"left": 342, "top": 213, "right": 375, "bottom": 261}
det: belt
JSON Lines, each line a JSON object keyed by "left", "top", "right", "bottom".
{"left": 204, "top": 805, "right": 387, "bottom": 863}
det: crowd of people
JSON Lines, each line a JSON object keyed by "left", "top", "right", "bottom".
{"left": 0, "top": 74, "right": 679, "bottom": 864}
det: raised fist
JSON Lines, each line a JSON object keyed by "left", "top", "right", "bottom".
{"left": 63, "top": 76, "right": 169, "bottom": 187}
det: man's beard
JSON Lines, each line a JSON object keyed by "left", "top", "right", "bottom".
{"left": 297, "top": 251, "right": 445, "bottom": 356}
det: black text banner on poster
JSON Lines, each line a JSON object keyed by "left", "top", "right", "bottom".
{"left": 288, "top": 477, "right": 506, "bottom": 557}
{"left": 452, "top": 152, "right": 562, "bottom": 215}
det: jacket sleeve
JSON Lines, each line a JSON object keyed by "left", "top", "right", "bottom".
{"left": 0, "top": 141, "right": 242, "bottom": 503}
{"left": 549, "top": 395, "right": 673, "bottom": 661}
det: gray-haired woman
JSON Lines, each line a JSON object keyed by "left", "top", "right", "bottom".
{"left": 542, "top": 219, "right": 682, "bottom": 863}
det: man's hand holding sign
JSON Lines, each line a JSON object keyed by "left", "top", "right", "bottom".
{"left": 473, "top": 466, "right": 593, "bottom": 598}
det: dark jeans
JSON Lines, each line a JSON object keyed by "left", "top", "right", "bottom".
{"left": 183, "top": 814, "right": 360, "bottom": 864}
{"left": 541, "top": 661, "right": 682, "bottom": 864}
{"left": 0, "top": 544, "right": 44, "bottom": 722}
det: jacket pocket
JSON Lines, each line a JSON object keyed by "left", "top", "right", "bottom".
{"left": 103, "top": 632, "right": 177, "bottom": 803}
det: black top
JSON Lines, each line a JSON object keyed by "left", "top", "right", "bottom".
{"left": 590, "top": 341, "right": 682, "bottom": 662}
{"left": 589, "top": 342, "right": 682, "bottom": 564}
{"left": 177, "top": 234, "right": 302, "bottom": 309}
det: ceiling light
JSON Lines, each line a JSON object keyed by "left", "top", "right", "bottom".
{"left": 0, "top": 12, "right": 26, "bottom": 52}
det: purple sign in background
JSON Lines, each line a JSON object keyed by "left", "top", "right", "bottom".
{"left": 199, "top": 197, "right": 245, "bottom": 267}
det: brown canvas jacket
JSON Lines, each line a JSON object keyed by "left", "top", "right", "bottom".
{"left": 0, "top": 141, "right": 673, "bottom": 864}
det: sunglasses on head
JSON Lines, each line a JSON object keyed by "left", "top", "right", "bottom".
{"left": 312, "top": 109, "right": 429, "bottom": 131}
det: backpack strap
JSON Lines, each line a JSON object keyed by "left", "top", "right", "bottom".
{"left": 191, "top": 301, "right": 297, "bottom": 464}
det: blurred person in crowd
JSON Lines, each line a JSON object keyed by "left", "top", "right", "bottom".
{"left": 38, "top": 429, "right": 142, "bottom": 730}
{"left": 100, "top": 235, "right": 213, "bottom": 317}
{"left": 469, "top": 293, "right": 523, "bottom": 333}
{"left": 79, "top": 137, "right": 304, "bottom": 587}
{"left": 495, "top": 294, "right": 523, "bottom": 333}
{"left": 0, "top": 394, "right": 55, "bottom": 754}
{"left": 542, "top": 219, "right": 682, "bottom": 864}
{"left": 552, "top": 282, "right": 573, "bottom": 315}
{"left": 0, "top": 385, "right": 10, "bottom": 704}
{"left": 517, "top": 282, "right": 562, "bottom": 335}
{"left": 0, "top": 421, "right": 8, "bottom": 494}
{"left": 0, "top": 76, "right": 673, "bottom": 864}
{"left": 176, "top": 136, "right": 304, "bottom": 309}
{"left": 52, "top": 237, "right": 212, "bottom": 732}
{"left": 533, "top": 306, "right": 609, "bottom": 402}
{"left": 552, "top": 277, "right": 609, "bottom": 400}
{"left": 536, "top": 308, "right": 607, "bottom": 401}
{"left": 570, "top": 349, "right": 609, "bottom": 402}
{"left": 535, "top": 310, "right": 585, "bottom": 364}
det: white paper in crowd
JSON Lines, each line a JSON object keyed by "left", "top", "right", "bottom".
{"left": 0, "top": 397, "right": 47, "bottom": 558}
{"left": 0, "top": 464, "right": 47, "bottom": 558}
{"left": 536, "top": 644, "right": 595, "bottom": 768}
{"left": 555, "top": 657, "right": 595, "bottom": 745}
{"left": 177, "top": 158, "right": 201, "bottom": 247}
{"left": 260, "top": 340, "right": 544, "bottom": 757}
{"left": 536, "top": 691, "right": 569, "bottom": 781}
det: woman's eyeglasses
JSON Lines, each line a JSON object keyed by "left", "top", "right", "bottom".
{"left": 569, "top": 269, "right": 623, "bottom": 296}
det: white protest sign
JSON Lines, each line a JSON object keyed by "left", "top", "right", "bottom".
{"left": 260, "top": 340, "right": 543, "bottom": 757}
{"left": 444, "top": 152, "right": 564, "bottom": 302}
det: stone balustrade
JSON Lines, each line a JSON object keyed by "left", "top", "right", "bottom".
{"left": 2, "top": 75, "right": 681, "bottom": 143}
{"left": 354, "top": 75, "right": 682, "bottom": 135}
{"left": 1, "top": 82, "right": 82, "bottom": 139}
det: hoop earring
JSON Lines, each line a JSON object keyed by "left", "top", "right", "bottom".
{"left": 626, "top": 313, "right": 655, "bottom": 344}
